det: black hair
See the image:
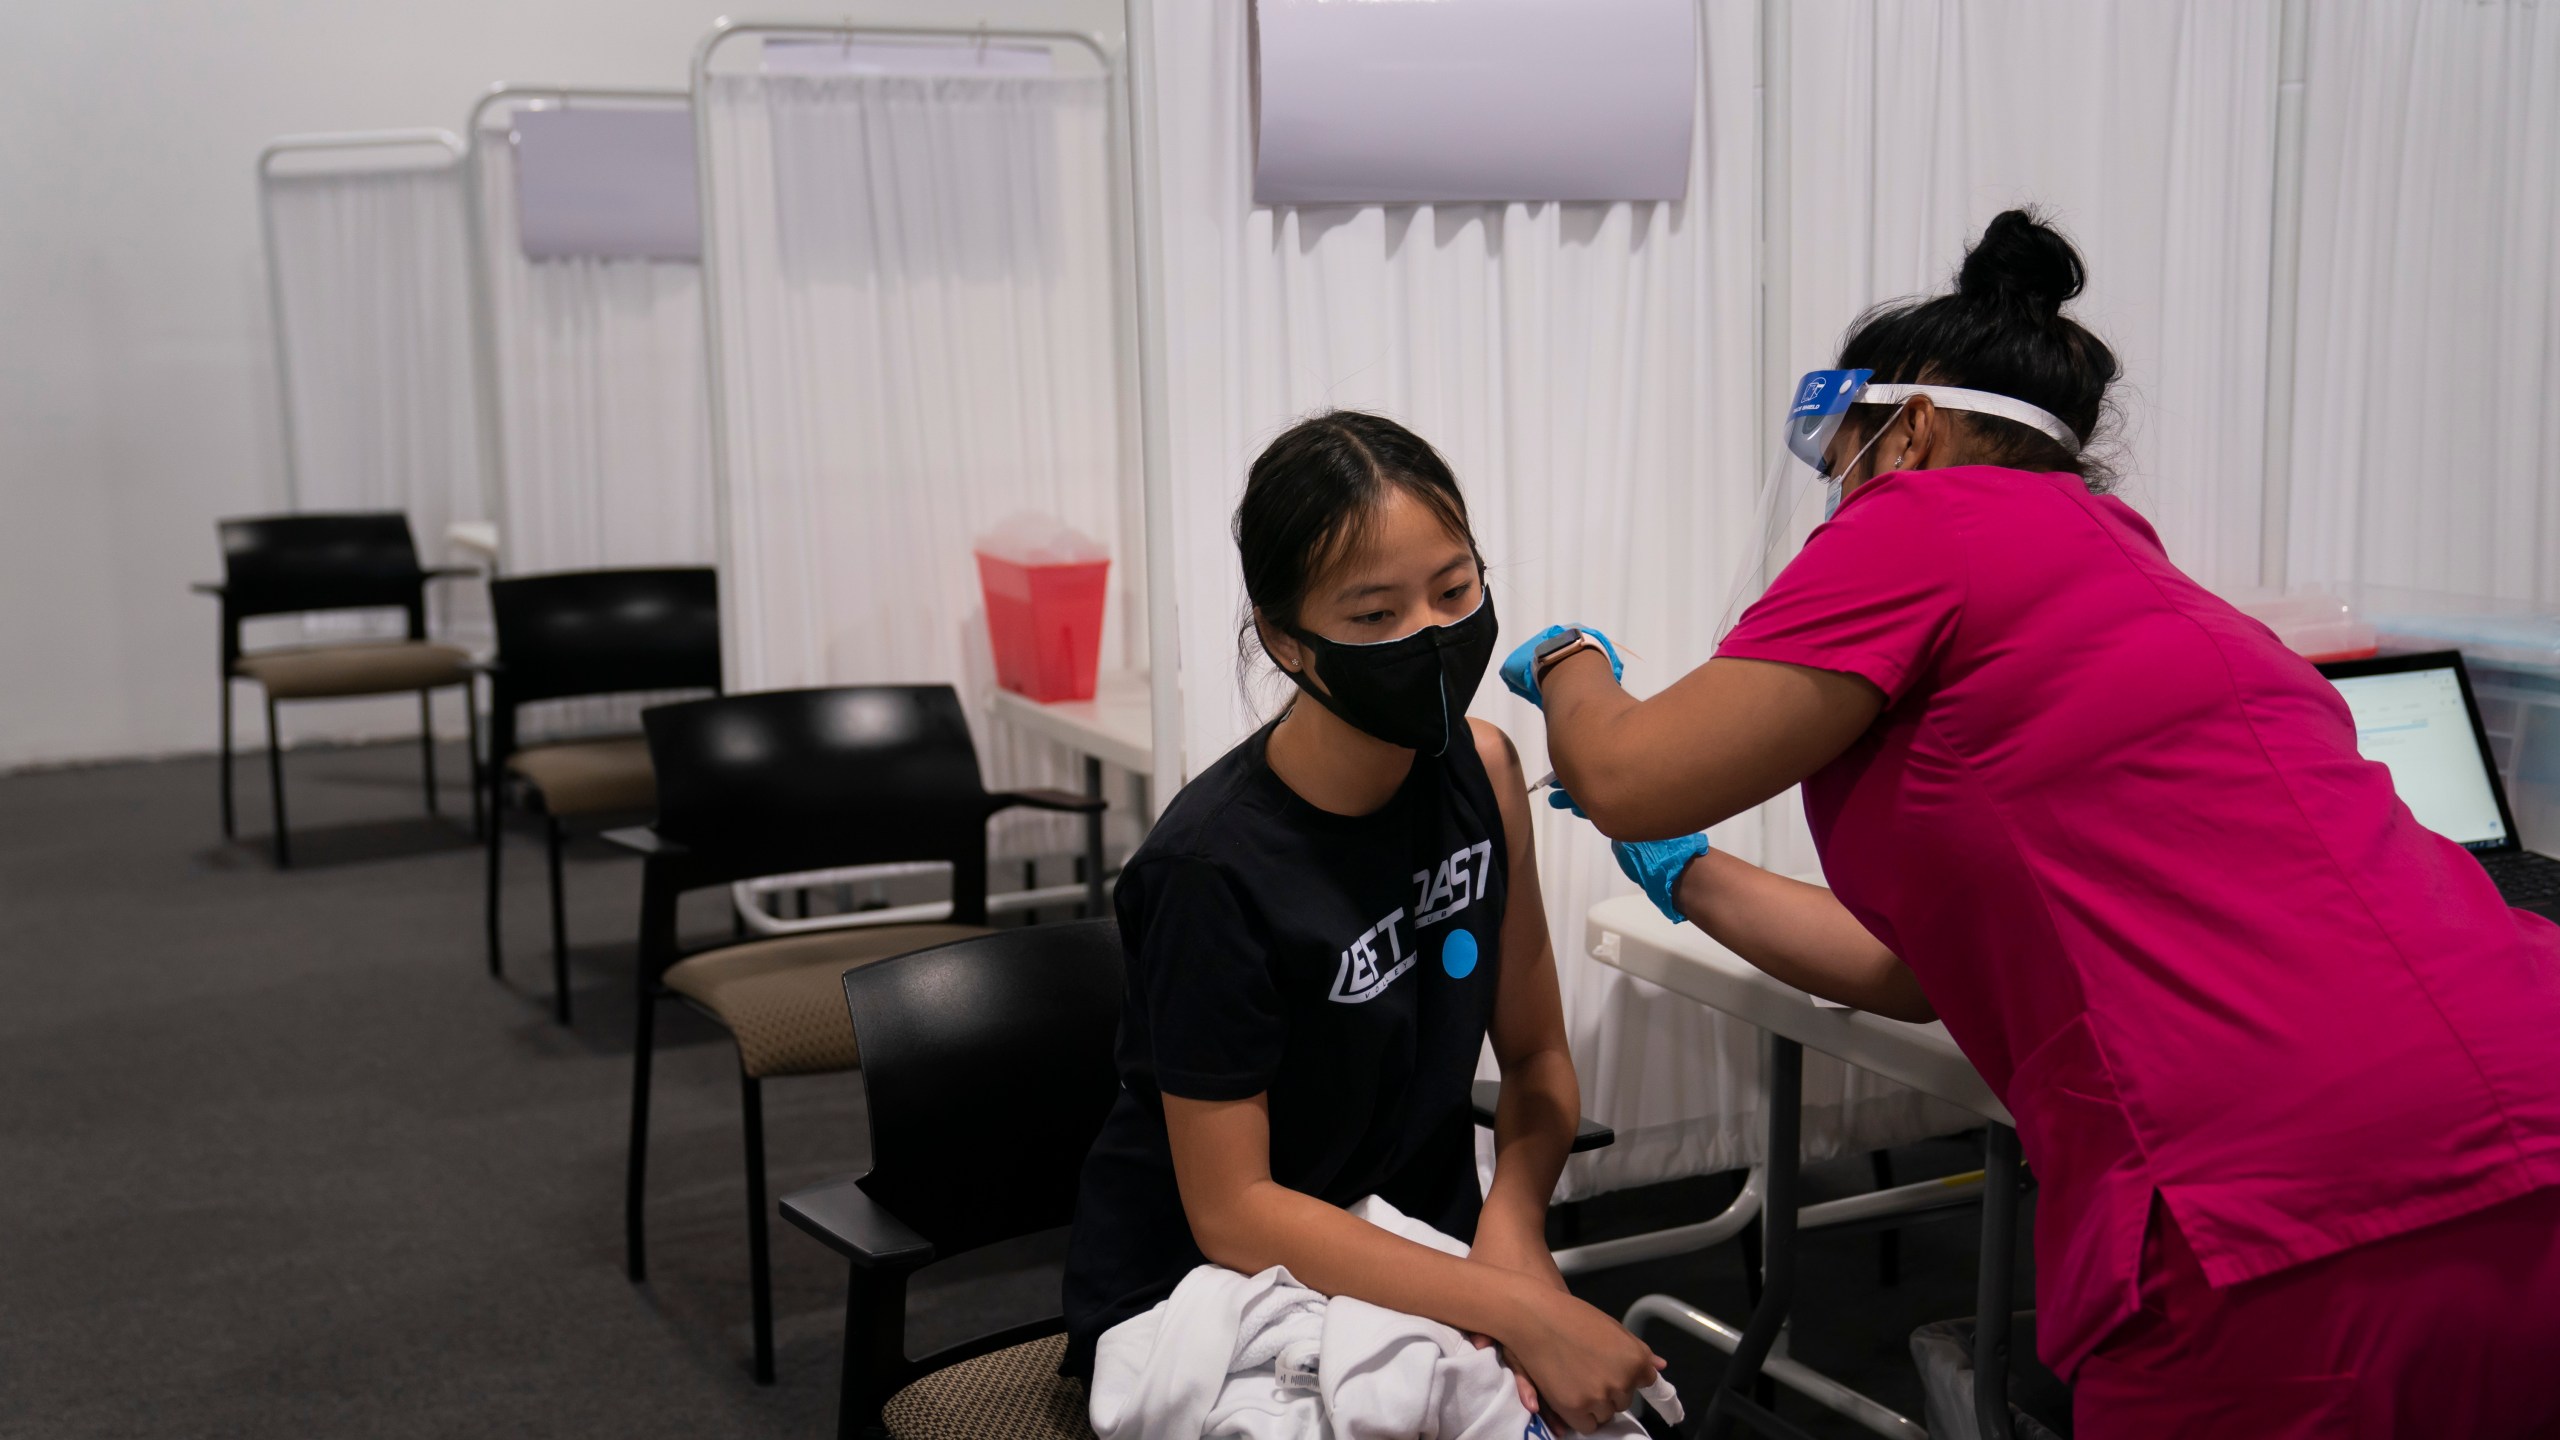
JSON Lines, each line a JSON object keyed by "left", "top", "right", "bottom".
{"left": 1837, "top": 208, "right": 2122, "bottom": 490}
{"left": 1232, "top": 409, "right": 1481, "bottom": 679}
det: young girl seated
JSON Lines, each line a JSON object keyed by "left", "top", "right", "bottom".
{"left": 1060, "top": 411, "right": 1662, "bottom": 1432}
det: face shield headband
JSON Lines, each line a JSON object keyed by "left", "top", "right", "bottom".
{"left": 1715, "top": 369, "right": 2085, "bottom": 637}
{"left": 1784, "top": 368, "right": 2084, "bottom": 478}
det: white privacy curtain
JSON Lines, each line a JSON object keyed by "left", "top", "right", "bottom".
{"left": 262, "top": 155, "right": 487, "bottom": 645}
{"left": 2284, "top": 0, "right": 2560, "bottom": 602}
{"left": 700, "top": 65, "right": 1130, "bottom": 858}
{"left": 470, "top": 103, "right": 717, "bottom": 578}
{"left": 1145, "top": 0, "right": 1973, "bottom": 1199}
{"left": 1785, "top": 0, "right": 2283, "bottom": 597}
{"left": 1751, "top": 0, "right": 2285, "bottom": 887}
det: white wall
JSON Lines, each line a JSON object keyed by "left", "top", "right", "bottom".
{"left": 0, "top": 0, "right": 1122, "bottom": 771}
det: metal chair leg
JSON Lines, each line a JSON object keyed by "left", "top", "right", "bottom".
{"left": 462, "top": 682, "right": 484, "bottom": 839}
{"left": 485, "top": 781, "right": 506, "bottom": 978}
{"left": 627, "top": 988, "right": 656, "bottom": 1283}
{"left": 1736, "top": 1212, "right": 1777, "bottom": 1414}
{"left": 264, "top": 695, "right": 291, "bottom": 868}
{"left": 418, "top": 690, "right": 439, "bottom": 816}
{"left": 1974, "top": 1126, "right": 2022, "bottom": 1440}
{"left": 743, "top": 1071, "right": 775, "bottom": 1385}
{"left": 1873, "top": 1150, "right": 1901, "bottom": 1287}
{"left": 220, "top": 674, "right": 236, "bottom": 838}
{"left": 546, "top": 816, "right": 571, "bottom": 1026}
{"left": 1082, "top": 755, "right": 1107, "bottom": 918}
{"left": 1737, "top": 1211, "right": 1763, "bottom": 1310}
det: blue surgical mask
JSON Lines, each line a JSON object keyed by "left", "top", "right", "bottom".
{"left": 1820, "top": 409, "right": 1902, "bottom": 520}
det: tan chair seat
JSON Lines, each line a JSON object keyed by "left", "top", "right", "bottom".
{"left": 664, "top": 923, "right": 993, "bottom": 1078}
{"left": 234, "top": 640, "right": 472, "bottom": 700}
{"left": 507, "top": 737, "right": 655, "bottom": 816}
{"left": 884, "top": 1333, "right": 1093, "bottom": 1440}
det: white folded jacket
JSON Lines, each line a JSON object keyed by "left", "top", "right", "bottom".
{"left": 1087, "top": 1196, "right": 1669, "bottom": 1440}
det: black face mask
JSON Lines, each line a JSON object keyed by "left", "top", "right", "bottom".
{"left": 1282, "top": 589, "right": 1499, "bottom": 756}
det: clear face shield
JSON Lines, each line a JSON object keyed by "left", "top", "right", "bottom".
{"left": 1714, "top": 368, "right": 2084, "bottom": 637}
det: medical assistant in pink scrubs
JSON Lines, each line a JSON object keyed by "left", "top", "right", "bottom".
{"left": 1519, "top": 212, "right": 2560, "bottom": 1437}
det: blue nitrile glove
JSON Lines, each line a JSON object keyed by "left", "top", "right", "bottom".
{"left": 1499, "top": 625, "right": 1626, "bottom": 709}
{"left": 1546, "top": 788, "right": 1711, "bottom": 925}
{"left": 1614, "top": 832, "right": 1713, "bottom": 925}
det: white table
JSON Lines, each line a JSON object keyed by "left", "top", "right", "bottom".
{"left": 1587, "top": 895, "right": 2024, "bottom": 1440}
{"left": 985, "top": 669, "right": 1154, "bottom": 915}
{"left": 446, "top": 520, "right": 501, "bottom": 569}
{"left": 1591, "top": 896, "right": 2010, "bottom": 1126}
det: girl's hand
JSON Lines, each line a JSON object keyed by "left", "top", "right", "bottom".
{"left": 1466, "top": 1217, "right": 1570, "bottom": 1412}
{"left": 1462, "top": 1329, "right": 1541, "bottom": 1414}
{"left": 1499, "top": 1288, "right": 1667, "bottom": 1434}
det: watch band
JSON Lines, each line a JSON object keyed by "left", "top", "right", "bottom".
{"left": 1533, "top": 632, "right": 1597, "bottom": 684}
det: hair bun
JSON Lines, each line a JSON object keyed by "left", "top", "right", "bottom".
{"left": 1957, "top": 208, "right": 2084, "bottom": 316}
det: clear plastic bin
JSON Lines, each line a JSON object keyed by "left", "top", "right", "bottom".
{"left": 2220, "top": 587, "right": 2377, "bottom": 662}
{"left": 2467, "top": 665, "right": 2560, "bottom": 855}
{"left": 2338, "top": 585, "right": 2560, "bottom": 854}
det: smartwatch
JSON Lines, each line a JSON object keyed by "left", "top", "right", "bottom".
{"left": 1532, "top": 628, "right": 1594, "bottom": 684}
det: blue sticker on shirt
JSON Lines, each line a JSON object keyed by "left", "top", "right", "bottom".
{"left": 1442, "top": 928, "right": 1479, "bottom": 979}
{"left": 1525, "top": 1415, "right": 1555, "bottom": 1440}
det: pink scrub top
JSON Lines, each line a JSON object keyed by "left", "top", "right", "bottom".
{"left": 1718, "top": 464, "right": 2560, "bottom": 1380}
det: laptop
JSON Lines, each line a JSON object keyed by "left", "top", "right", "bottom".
{"left": 2318, "top": 649, "right": 2560, "bottom": 920}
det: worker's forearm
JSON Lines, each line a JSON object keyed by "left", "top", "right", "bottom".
{"left": 1481, "top": 1046, "right": 1579, "bottom": 1237}
{"left": 1537, "top": 649, "right": 1650, "bottom": 830}
{"left": 1676, "top": 850, "right": 1936, "bottom": 1022}
{"left": 1192, "top": 1179, "right": 1541, "bottom": 1344}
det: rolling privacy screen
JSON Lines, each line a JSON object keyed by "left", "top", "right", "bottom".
{"left": 697, "top": 33, "right": 1134, "bottom": 858}
{"left": 470, "top": 94, "right": 714, "bottom": 580}
{"left": 1157, "top": 0, "right": 1972, "bottom": 1199}
{"left": 260, "top": 134, "right": 488, "bottom": 651}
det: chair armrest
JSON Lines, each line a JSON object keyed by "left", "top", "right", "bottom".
{"left": 991, "top": 788, "right": 1109, "bottom": 815}
{"left": 1470, "top": 1078, "right": 1615, "bottom": 1155}
{"left": 781, "top": 1174, "right": 937, "bottom": 1272}
{"left": 602, "top": 826, "right": 687, "bottom": 858}
{"left": 190, "top": 581, "right": 225, "bottom": 597}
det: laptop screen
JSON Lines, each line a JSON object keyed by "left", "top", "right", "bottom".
{"left": 2325, "top": 663, "right": 2510, "bottom": 849}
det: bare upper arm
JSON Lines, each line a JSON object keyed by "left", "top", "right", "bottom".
{"left": 1162, "top": 1092, "right": 1272, "bottom": 1242}
{"left": 1470, "top": 717, "right": 1531, "bottom": 842}
{"left": 1469, "top": 718, "right": 1569, "bottom": 1068}
{"left": 1468, "top": 719, "right": 1537, "bottom": 914}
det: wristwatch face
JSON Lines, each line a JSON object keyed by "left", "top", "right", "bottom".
{"left": 1534, "top": 629, "right": 1585, "bottom": 662}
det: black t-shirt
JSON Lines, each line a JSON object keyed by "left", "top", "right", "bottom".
{"left": 1058, "top": 719, "right": 1510, "bottom": 1379}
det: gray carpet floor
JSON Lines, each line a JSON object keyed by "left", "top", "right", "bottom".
{"left": 0, "top": 740, "right": 2060, "bottom": 1439}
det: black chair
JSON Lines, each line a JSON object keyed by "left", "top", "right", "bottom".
{"left": 485, "top": 567, "right": 720, "bottom": 1025}
{"left": 779, "top": 934, "right": 1623, "bottom": 1440}
{"left": 783, "top": 920, "right": 1123, "bottom": 1440}
{"left": 1468, "top": 1079, "right": 1616, "bottom": 1155}
{"left": 193, "top": 512, "right": 480, "bottom": 866}
{"left": 609, "top": 686, "right": 1105, "bottom": 1385}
